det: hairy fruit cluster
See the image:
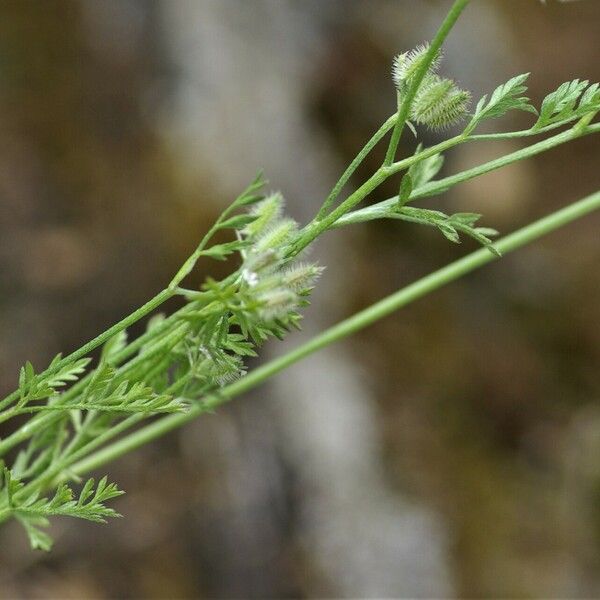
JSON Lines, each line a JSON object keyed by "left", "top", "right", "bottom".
{"left": 392, "top": 44, "right": 471, "bottom": 130}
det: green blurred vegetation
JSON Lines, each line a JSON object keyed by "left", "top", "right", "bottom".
{"left": 0, "top": 1, "right": 599, "bottom": 597}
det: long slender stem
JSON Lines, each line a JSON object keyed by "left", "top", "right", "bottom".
{"left": 0, "top": 288, "right": 175, "bottom": 413}
{"left": 289, "top": 118, "right": 599, "bottom": 249}
{"left": 0, "top": 320, "right": 192, "bottom": 456}
{"left": 315, "top": 114, "right": 397, "bottom": 220}
{"left": 467, "top": 113, "right": 598, "bottom": 141}
{"left": 287, "top": 167, "right": 390, "bottom": 257}
{"left": 388, "top": 132, "right": 467, "bottom": 175}
{"left": 289, "top": 134, "right": 469, "bottom": 255}
{"left": 337, "top": 122, "right": 600, "bottom": 227}
{"left": 383, "top": 0, "right": 470, "bottom": 166}
{"left": 4, "top": 119, "right": 597, "bottom": 486}
{"left": 67, "top": 189, "right": 600, "bottom": 478}
{"left": 289, "top": 0, "right": 471, "bottom": 256}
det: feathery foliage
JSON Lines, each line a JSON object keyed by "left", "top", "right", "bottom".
{"left": 534, "top": 79, "right": 600, "bottom": 129}
{"left": 467, "top": 73, "right": 536, "bottom": 129}
{"left": 1, "top": 468, "right": 123, "bottom": 551}
{"left": 0, "top": 0, "right": 598, "bottom": 552}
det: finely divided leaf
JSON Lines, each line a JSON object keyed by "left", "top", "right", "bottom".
{"left": 18, "top": 515, "right": 53, "bottom": 551}
{"left": 393, "top": 207, "right": 500, "bottom": 255}
{"left": 218, "top": 214, "right": 259, "bottom": 230}
{"left": 232, "top": 171, "right": 267, "bottom": 207}
{"left": 408, "top": 147, "right": 445, "bottom": 191}
{"left": 87, "top": 381, "right": 186, "bottom": 413}
{"left": 534, "top": 79, "right": 600, "bottom": 129}
{"left": 470, "top": 73, "right": 536, "bottom": 126}
{"left": 44, "top": 357, "right": 90, "bottom": 391}
{"left": 76, "top": 377, "right": 186, "bottom": 414}
{"left": 200, "top": 240, "right": 250, "bottom": 261}
{"left": 101, "top": 330, "right": 128, "bottom": 364}
{"left": 18, "top": 356, "right": 91, "bottom": 405}
{"left": 81, "top": 362, "right": 115, "bottom": 403}
{"left": 1, "top": 470, "right": 125, "bottom": 551}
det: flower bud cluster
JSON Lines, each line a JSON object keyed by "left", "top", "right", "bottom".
{"left": 241, "top": 193, "right": 323, "bottom": 323}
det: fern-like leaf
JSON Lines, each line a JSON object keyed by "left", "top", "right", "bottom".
{"left": 44, "top": 356, "right": 90, "bottom": 390}
{"left": 231, "top": 170, "right": 267, "bottom": 208}
{"left": 101, "top": 330, "right": 128, "bottom": 364}
{"left": 408, "top": 146, "right": 445, "bottom": 191}
{"left": 469, "top": 73, "right": 537, "bottom": 129}
{"left": 1, "top": 469, "right": 124, "bottom": 551}
{"left": 18, "top": 355, "right": 90, "bottom": 405}
{"left": 534, "top": 79, "right": 600, "bottom": 129}
{"left": 393, "top": 207, "right": 500, "bottom": 255}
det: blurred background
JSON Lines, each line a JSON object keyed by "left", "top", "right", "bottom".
{"left": 0, "top": 0, "right": 599, "bottom": 597}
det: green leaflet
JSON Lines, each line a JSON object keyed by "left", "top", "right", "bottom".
{"left": 1, "top": 468, "right": 123, "bottom": 551}
{"left": 18, "top": 356, "right": 90, "bottom": 405}
{"left": 469, "top": 73, "right": 537, "bottom": 129}
{"left": 534, "top": 79, "right": 600, "bottom": 129}
{"left": 407, "top": 146, "right": 445, "bottom": 191}
{"left": 391, "top": 207, "right": 500, "bottom": 255}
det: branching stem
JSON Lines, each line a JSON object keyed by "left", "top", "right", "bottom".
{"left": 338, "top": 122, "right": 600, "bottom": 227}
{"left": 66, "top": 189, "right": 600, "bottom": 479}
{"left": 315, "top": 114, "right": 398, "bottom": 220}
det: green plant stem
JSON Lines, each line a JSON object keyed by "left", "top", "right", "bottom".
{"left": 389, "top": 132, "right": 468, "bottom": 175}
{"left": 337, "top": 122, "right": 600, "bottom": 227}
{"left": 7, "top": 374, "right": 195, "bottom": 507}
{"left": 66, "top": 189, "right": 600, "bottom": 479}
{"left": 293, "top": 105, "right": 599, "bottom": 255}
{"left": 383, "top": 0, "right": 470, "bottom": 166}
{"left": 289, "top": 132, "right": 472, "bottom": 256}
{"left": 0, "top": 320, "right": 192, "bottom": 456}
{"left": 469, "top": 109, "right": 599, "bottom": 140}
{"left": 287, "top": 167, "right": 391, "bottom": 257}
{"left": 316, "top": 114, "right": 398, "bottom": 220}
{"left": 289, "top": 117, "right": 595, "bottom": 252}
{"left": 574, "top": 109, "right": 599, "bottom": 132}
{"left": 3, "top": 121, "right": 597, "bottom": 457}
{"left": 0, "top": 191, "right": 239, "bottom": 417}
{"left": 0, "top": 289, "right": 175, "bottom": 414}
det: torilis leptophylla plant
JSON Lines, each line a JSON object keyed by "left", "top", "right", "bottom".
{"left": 0, "top": 0, "right": 599, "bottom": 551}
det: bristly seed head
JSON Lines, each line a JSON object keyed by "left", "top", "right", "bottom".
{"left": 243, "top": 192, "right": 284, "bottom": 238}
{"left": 412, "top": 74, "right": 471, "bottom": 129}
{"left": 257, "top": 288, "right": 298, "bottom": 321}
{"left": 242, "top": 268, "right": 259, "bottom": 287}
{"left": 392, "top": 43, "right": 442, "bottom": 90}
{"left": 254, "top": 218, "right": 298, "bottom": 253}
{"left": 281, "top": 263, "right": 324, "bottom": 292}
{"left": 392, "top": 44, "right": 470, "bottom": 130}
{"left": 244, "top": 248, "right": 279, "bottom": 274}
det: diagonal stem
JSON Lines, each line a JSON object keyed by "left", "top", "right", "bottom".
{"left": 66, "top": 189, "right": 600, "bottom": 479}
{"left": 337, "top": 122, "right": 600, "bottom": 227}
{"left": 315, "top": 114, "right": 398, "bottom": 220}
